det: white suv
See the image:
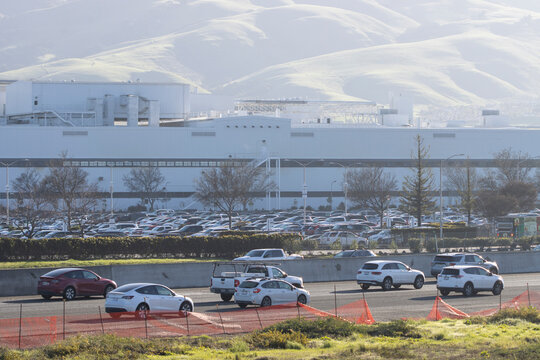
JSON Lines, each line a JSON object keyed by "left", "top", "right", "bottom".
{"left": 234, "top": 278, "right": 310, "bottom": 308}
{"left": 356, "top": 260, "right": 425, "bottom": 291}
{"left": 437, "top": 265, "right": 504, "bottom": 297}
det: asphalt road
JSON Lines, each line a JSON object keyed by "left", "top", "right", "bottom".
{"left": 1, "top": 273, "right": 538, "bottom": 321}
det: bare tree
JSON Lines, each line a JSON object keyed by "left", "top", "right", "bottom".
{"left": 12, "top": 169, "right": 50, "bottom": 238}
{"left": 446, "top": 158, "right": 478, "bottom": 225}
{"left": 123, "top": 166, "right": 167, "bottom": 211}
{"left": 347, "top": 167, "right": 397, "bottom": 228}
{"left": 492, "top": 147, "right": 532, "bottom": 185}
{"left": 194, "top": 161, "right": 273, "bottom": 229}
{"left": 42, "top": 152, "right": 99, "bottom": 232}
{"left": 400, "top": 134, "right": 436, "bottom": 227}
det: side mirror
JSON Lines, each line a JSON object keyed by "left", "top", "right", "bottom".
{"left": 488, "top": 272, "right": 493, "bottom": 276}
{"left": 283, "top": 273, "right": 288, "bottom": 277}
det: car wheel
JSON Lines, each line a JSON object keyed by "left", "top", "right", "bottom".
{"left": 463, "top": 282, "right": 474, "bottom": 297}
{"left": 382, "top": 277, "right": 393, "bottom": 291}
{"left": 439, "top": 289, "right": 450, "bottom": 297}
{"left": 41, "top": 295, "right": 52, "bottom": 300}
{"left": 361, "top": 284, "right": 370, "bottom": 291}
{"left": 103, "top": 285, "right": 115, "bottom": 298}
{"left": 297, "top": 294, "right": 307, "bottom": 305}
{"left": 220, "top": 293, "right": 233, "bottom": 302}
{"left": 414, "top": 276, "right": 424, "bottom": 289}
{"left": 63, "top": 286, "right": 76, "bottom": 301}
{"left": 393, "top": 284, "right": 401, "bottom": 289}
{"left": 136, "top": 303, "right": 150, "bottom": 319}
{"left": 492, "top": 281, "right": 503, "bottom": 296}
{"left": 109, "top": 313, "right": 121, "bottom": 319}
{"left": 261, "top": 296, "right": 272, "bottom": 307}
{"left": 180, "top": 301, "right": 193, "bottom": 312}
{"left": 238, "top": 303, "right": 247, "bottom": 309}
{"left": 490, "top": 267, "right": 498, "bottom": 275}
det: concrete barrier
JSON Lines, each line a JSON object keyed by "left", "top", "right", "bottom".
{"left": 0, "top": 252, "right": 538, "bottom": 297}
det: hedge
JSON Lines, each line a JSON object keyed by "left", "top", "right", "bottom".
{"left": 406, "top": 236, "right": 537, "bottom": 253}
{"left": 0, "top": 233, "right": 313, "bottom": 261}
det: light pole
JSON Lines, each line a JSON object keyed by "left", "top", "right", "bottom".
{"left": 1, "top": 159, "right": 29, "bottom": 226}
{"left": 330, "top": 162, "right": 363, "bottom": 217}
{"left": 109, "top": 166, "right": 114, "bottom": 219}
{"left": 285, "top": 159, "right": 320, "bottom": 228}
{"left": 330, "top": 180, "right": 336, "bottom": 210}
{"left": 439, "top": 154, "right": 464, "bottom": 252}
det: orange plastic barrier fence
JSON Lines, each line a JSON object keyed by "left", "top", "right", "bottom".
{"left": 334, "top": 299, "right": 375, "bottom": 324}
{"left": 427, "top": 296, "right": 470, "bottom": 320}
{"left": 470, "top": 289, "right": 540, "bottom": 316}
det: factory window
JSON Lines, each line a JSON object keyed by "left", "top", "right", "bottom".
{"left": 34, "top": 100, "right": 38, "bottom": 106}
{"left": 116, "top": 162, "right": 123, "bottom": 166}
{"left": 209, "top": 161, "right": 216, "bottom": 166}
{"left": 63, "top": 161, "right": 71, "bottom": 166}
{"left": 124, "top": 161, "right": 132, "bottom": 166}
{"left": 89, "top": 162, "right": 97, "bottom": 167}
{"left": 132, "top": 162, "right": 141, "bottom": 166}
{"left": 192, "top": 162, "right": 200, "bottom": 167}
{"left": 150, "top": 162, "right": 157, "bottom": 167}
{"left": 167, "top": 162, "right": 174, "bottom": 167}
{"left": 106, "top": 162, "right": 114, "bottom": 167}
{"left": 200, "top": 161, "right": 209, "bottom": 167}
{"left": 260, "top": 125, "right": 263, "bottom": 128}
{"left": 141, "top": 162, "right": 149, "bottom": 166}
{"left": 226, "top": 125, "right": 230, "bottom": 128}
{"left": 276, "top": 126, "right": 280, "bottom": 128}
{"left": 243, "top": 125, "right": 247, "bottom": 128}
{"left": 268, "top": 125, "right": 271, "bottom": 128}
{"left": 71, "top": 161, "right": 80, "bottom": 166}
{"left": 235, "top": 125, "right": 238, "bottom": 128}
{"left": 183, "top": 161, "right": 191, "bottom": 166}
{"left": 80, "top": 161, "right": 88, "bottom": 167}
{"left": 251, "top": 125, "right": 255, "bottom": 128}
{"left": 98, "top": 161, "right": 106, "bottom": 167}
{"left": 158, "top": 161, "right": 166, "bottom": 167}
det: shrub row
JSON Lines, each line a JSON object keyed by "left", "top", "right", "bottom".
{"left": 406, "top": 236, "right": 538, "bottom": 253}
{"left": 0, "top": 233, "right": 311, "bottom": 261}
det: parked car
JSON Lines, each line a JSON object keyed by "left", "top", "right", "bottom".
{"left": 532, "top": 244, "right": 540, "bottom": 252}
{"left": 105, "top": 283, "right": 194, "bottom": 319}
{"left": 234, "top": 278, "right": 310, "bottom": 308}
{"left": 367, "top": 229, "right": 393, "bottom": 243}
{"left": 38, "top": 268, "right": 117, "bottom": 300}
{"left": 334, "top": 249, "right": 376, "bottom": 258}
{"left": 430, "top": 253, "right": 499, "bottom": 276}
{"left": 356, "top": 260, "right": 425, "bottom": 291}
{"left": 233, "top": 248, "right": 303, "bottom": 261}
{"left": 437, "top": 265, "right": 504, "bottom": 297}
{"left": 318, "top": 231, "right": 367, "bottom": 247}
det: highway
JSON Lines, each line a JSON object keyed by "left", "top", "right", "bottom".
{"left": 1, "top": 273, "right": 538, "bottom": 321}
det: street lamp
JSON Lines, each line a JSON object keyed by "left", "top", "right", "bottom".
{"left": 1, "top": 159, "right": 29, "bottom": 226}
{"left": 284, "top": 159, "right": 320, "bottom": 228}
{"left": 109, "top": 166, "right": 114, "bottom": 219}
{"left": 330, "top": 180, "right": 336, "bottom": 210}
{"left": 439, "top": 154, "right": 464, "bottom": 252}
{"left": 329, "top": 162, "right": 363, "bottom": 217}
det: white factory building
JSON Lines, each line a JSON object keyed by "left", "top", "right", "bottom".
{"left": 0, "top": 80, "right": 539, "bottom": 211}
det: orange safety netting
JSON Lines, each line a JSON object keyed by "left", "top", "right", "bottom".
{"left": 470, "top": 289, "right": 540, "bottom": 316}
{"left": 426, "top": 296, "right": 470, "bottom": 320}
{"left": 334, "top": 298, "right": 375, "bottom": 324}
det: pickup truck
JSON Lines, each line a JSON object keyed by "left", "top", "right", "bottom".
{"left": 210, "top": 262, "right": 304, "bottom": 302}
{"left": 233, "top": 248, "right": 304, "bottom": 261}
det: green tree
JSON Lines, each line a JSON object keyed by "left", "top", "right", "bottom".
{"left": 400, "top": 135, "right": 436, "bottom": 227}
{"left": 446, "top": 158, "right": 478, "bottom": 226}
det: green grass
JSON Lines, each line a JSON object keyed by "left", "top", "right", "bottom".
{"left": 2, "top": 309, "right": 540, "bottom": 359}
{"left": 0, "top": 258, "right": 223, "bottom": 269}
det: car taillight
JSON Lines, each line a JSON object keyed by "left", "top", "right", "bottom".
{"left": 234, "top": 280, "right": 240, "bottom": 287}
{"left": 121, "top": 296, "right": 134, "bottom": 299}
{"left": 253, "top": 288, "right": 261, "bottom": 293}
{"left": 449, "top": 263, "right": 456, "bottom": 266}
{"left": 357, "top": 271, "right": 362, "bottom": 274}
{"left": 372, "top": 272, "right": 382, "bottom": 275}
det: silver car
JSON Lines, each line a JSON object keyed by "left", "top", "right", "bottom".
{"left": 430, "top": 253, "right": 499, "bottom": 276}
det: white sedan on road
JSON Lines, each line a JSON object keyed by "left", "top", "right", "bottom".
{"left": 437, "top": 265, "right": 504, "bottom": 297}
{"left": 356, "top": 260, "right": 425, "bottom": 291}
{"left": 234, "top": 278, "right": 310, "bottom": 308}
{"left": 105, "top": 283, "right": 194, "bottom": 318}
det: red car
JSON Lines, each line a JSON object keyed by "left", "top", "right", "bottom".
{"left": 37, "top": 268, "right": 117, "bottom": 300}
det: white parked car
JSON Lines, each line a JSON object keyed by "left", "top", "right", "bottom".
{"left": 437, "top": 265, "right": 504, "bottom": 297}
{"left": 233, "top": 248, "right": 303, "bottom": 261}
{"left": 356, "top": 260, "right": 425, "bottom": 291}
{"left": 234, "top": 278, "right": 310, "bottom": 308}
{"left": 105, "top": 283, "right": 194, "bottom": 318}
{"left": 532, "top": 244, "right": 540, "bottom": 252}
{"left": 318, "top": 231, "right": 367, "bottom": 247}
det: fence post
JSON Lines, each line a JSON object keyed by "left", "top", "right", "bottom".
{"left": 499, "top": 291, "right": 502, "bottom": 311}
{"left": 334, "top": 284, "right": 337, "bottom": 317}
{"left": 62, "top": 299, "right": 66, "bottom": 340}
{"left": 527, "top": 283, "right": 531, "bottom": 307}
{"left": 98, "top": 306, "right": 105, "bottom": 334}
{"left": 144, "top": 313, "right": 148, "bottom": 339}
{"left": 185, "top": 311, "right": 190, "bottom": 336}
{"left": 297, "top": 301, "right": 300, "bottom": 319}
{"left": 216, "top": 305, "right": 226, "bottom": 335}
{"left": 18, "top": 303, "right": 22, "bottom": 349}
{"left": 255, "top": 308, "right": 263, "bottom": 329}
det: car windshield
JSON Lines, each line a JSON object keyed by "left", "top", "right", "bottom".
{"left": 245, "top": 250, "right": 265, "bottom": 257}
{"left": 362, "top": 263, "right": 379, "bottom": 270}
{"left": 239, "top": 281, "right": 259, "bottom": 288}
{"left": 434, "top": 255, "right": 461, "bottom": 262}
{"left": 42, "top": 268, "right": 72, "bottom": 277}
{"left": 114, "top": 284, "right": 142, "bottom": 293}
{"left": 441, "top": 268, "right": 460, "bottom": 276}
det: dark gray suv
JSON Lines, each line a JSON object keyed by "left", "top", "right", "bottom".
{"left": 430, "top": 253, "right": 499, "bottom": 276}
